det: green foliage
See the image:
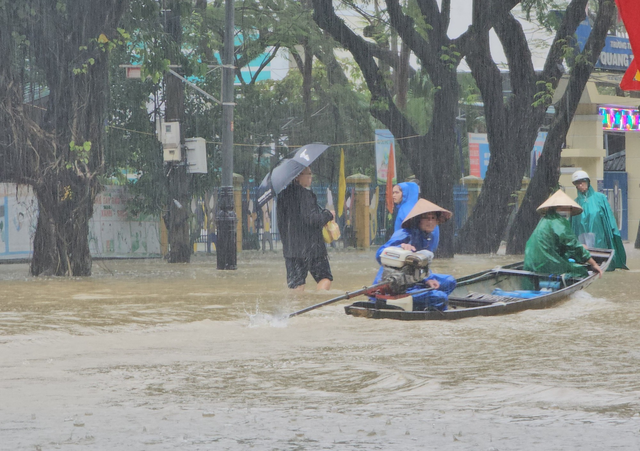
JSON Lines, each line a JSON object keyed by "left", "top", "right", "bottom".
{"left": 458, "top": 73, "right": 482, "bottom": 106}
{"left": 573, "top": 49, "right": 593, "bottom": 68}
{"left": 72, "top": 59, "right": 95, "bottom": 75}
{"left": 404, "top": 1, "right": 433, "bottom": 41}
{"left": 439, "top": 45, "right": 461, "bottom": 71}
{"left": 532, "top": 79, "right": 556, "bottom": 107}
{"left": 67, "top": 141, "right": 92, "bottom": 168}
{"left": 403, "top": 70, "right": 434, "bottom": 134}
{"left": 123, "top": 0, "right": 174, "bottom": 84}
{"left": 520, "top": 0, "right": 566, "bottom": 31}
{"left": 105, "top": 0, "right": 378, "bottom": 221}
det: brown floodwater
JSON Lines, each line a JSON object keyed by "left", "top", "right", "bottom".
{"left": 1, "top": 247, "right": 640, "bottom": 450}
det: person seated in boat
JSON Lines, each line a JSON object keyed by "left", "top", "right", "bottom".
{"left": 524, "top": 189, "right": 603, "bottom": 280}
{"left": 374, "top": 199, "right": 456, "bottom": 311}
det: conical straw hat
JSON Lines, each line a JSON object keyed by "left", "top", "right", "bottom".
{"left": 401, "top": 198, "right": 452, "bottom": 228}
{"left": 536, "top": 189, "right": 583, "bottom": 216}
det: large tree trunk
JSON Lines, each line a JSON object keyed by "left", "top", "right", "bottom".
{"left": 1, "top": 0, "right": 127, "bottom": 276}
{"left": 164, "top": 1, "right": 192, "bottom": 263}
{"left": 291, "top": 40, "right": 314, "bottom": 144}
{"left": 395, "top": 41, "right": 411, "bottom": 109}
{"left": 166, "top": 166, "right": 192, "bottom": 263}
{"left": 419, "top": 71, "right": 458, "bottom": 257}
{"left": 312, "top": 0, "right": 461, "bottom": 257}
{"left": 31, "top": 174, "right": 97, "bottom": 276}
{"left": 506, "top": 0, "right": 616, "bottom": 254}
{"left": 456, "top": 0, "right": 587, "bottom": 254}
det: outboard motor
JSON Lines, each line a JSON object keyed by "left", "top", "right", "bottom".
{"left": 378, "top": 247, "right": 433, "bottom": 295}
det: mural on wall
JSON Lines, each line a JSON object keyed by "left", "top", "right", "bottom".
{"left": 0, "top": 183, "right": 161, "bottom": 261}
{"left": 0, "top": 184, "right": 38, "bottom": 260}
{"left": 90, "top": 185, "right": 161, "bottom": 258}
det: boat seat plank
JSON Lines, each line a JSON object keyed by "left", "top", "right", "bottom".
{"left": 492, "top": 268, "right": 546, "bottom": 278}
{"left": 448, "top": 292, "right": 523, "bottom": 306}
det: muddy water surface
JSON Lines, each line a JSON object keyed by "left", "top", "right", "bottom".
{"left": 1, "top": 248, "right": 640, "bottom": 450}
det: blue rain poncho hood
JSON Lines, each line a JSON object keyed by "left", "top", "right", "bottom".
{"left": 571, "top": 185, "right": 627, "bottom": 270}
{"left": 394, "top": 182, "right": 420, "bottom": 232}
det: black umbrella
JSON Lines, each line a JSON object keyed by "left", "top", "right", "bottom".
{"left": 257, "top": 143, "right": 330, "bottom": 207}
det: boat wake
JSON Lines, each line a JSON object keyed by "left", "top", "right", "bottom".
{"left": 246, "top": 305, "right": 289, "bottom": 328}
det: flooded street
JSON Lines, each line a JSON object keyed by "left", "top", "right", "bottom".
{"left": 1, "top": 248, "right": 640, "bottom": 450}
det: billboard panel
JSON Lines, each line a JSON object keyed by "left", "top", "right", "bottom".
{"left": 468, "top": 133, "right": 490, "bottom": 178}
{"left": 375, "top": 129, "right": 397, "bottom": 184}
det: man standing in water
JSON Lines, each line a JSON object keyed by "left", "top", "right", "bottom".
{"left": 276, "top": 167, "right": 334, "bottom": 291}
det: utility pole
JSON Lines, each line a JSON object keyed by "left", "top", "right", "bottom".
{"left": 217, "top": 0, "right": 237, "bottom": 270}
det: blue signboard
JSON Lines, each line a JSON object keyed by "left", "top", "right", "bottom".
{"left": 576, "top": 20, "right": 633, "bottom": 72}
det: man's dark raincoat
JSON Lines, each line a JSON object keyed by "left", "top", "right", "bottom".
{"left": 571, "top": 185, "right": 628, "bottom": 271}
{"left": 276, "top": 182, "right": 332, "bottom": 259}
{"left": 524, "top": 210, "right": 592, "bottom": 279}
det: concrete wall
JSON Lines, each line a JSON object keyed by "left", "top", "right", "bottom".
{"left": 0, "top": 183, "right": 162, "bottom": 262}
{"left": 627, "top": 132, "right": 640, "bottom": 244}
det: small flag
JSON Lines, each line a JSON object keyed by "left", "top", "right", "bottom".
{"left": 385, "top": 143, "right": 396, "bottom": 214}
{"left": 337, "top": 149, "right": 346, "bottom": 217}
{"left": 616, "top": 0, "right": 640, "bottom": 91}
{"left": 621, "top": 59, "right": 640, "bottom": 91}
{"left": 326, "top": 187, "right": 334, "bottom": 210}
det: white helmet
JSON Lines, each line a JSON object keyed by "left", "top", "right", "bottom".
{"left": 571, "top": 170, "right": 590, "bottom": 184}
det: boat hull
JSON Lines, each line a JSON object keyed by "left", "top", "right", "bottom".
{"left": 344, "top": 248, "right": 613, "bottom": 321}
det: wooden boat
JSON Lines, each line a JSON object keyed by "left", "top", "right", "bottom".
{"left": 344, "top": 248, "right": 613, "bottom": 321}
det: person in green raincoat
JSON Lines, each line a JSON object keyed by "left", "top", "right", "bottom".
{"left": 570, "top": 170, "right": 628, "bottom": 271}
{"left": 524, "top": 190, "right": 603, "bottom": 279}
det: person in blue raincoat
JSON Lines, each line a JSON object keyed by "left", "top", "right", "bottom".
{"left": 392, "top": 182, "right": 419, "bottom": 230}
{"left": 570, "top": 170, "right": 628, "bottom": 271}
{"left": 386, "top": 181, "right": 441, "bottom": 244}
{"left": 374, "top": 199, "right": 456, "bottom": 311}
{"left": 524, "top": 190, "right": 603, "bottom": 279}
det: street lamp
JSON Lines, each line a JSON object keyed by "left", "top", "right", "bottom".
{"left": 217, "top": 0, "right": 237, "bottom": 270}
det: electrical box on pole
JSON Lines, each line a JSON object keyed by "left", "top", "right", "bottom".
{"left": 162, "top": 121, "right": 182, "bottom": 162}
{"left": 185, "top": 138, "right": 208, "bottom": 173}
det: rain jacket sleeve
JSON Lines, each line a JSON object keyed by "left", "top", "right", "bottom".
{"left": 375, "top": 227, "right": 438, "bottom": 264}
{"left": 376, "top": 228, "right": 411, "bottom": 264}
{"left": 299, "top": 191, "right": 333, "bottom": 229}
{"left": 430, "top": 225, "right": 440, "bottom": 252}
{"left": 276, "top": 187, "right": 290, "bottom": 248}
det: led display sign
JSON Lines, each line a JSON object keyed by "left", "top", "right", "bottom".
{"left": 599, "top": 107, "right": 640, "bottom": 131}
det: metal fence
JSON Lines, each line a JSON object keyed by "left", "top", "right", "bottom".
{"left": 194, "top": 182, "right": 471, "bottom": 252}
